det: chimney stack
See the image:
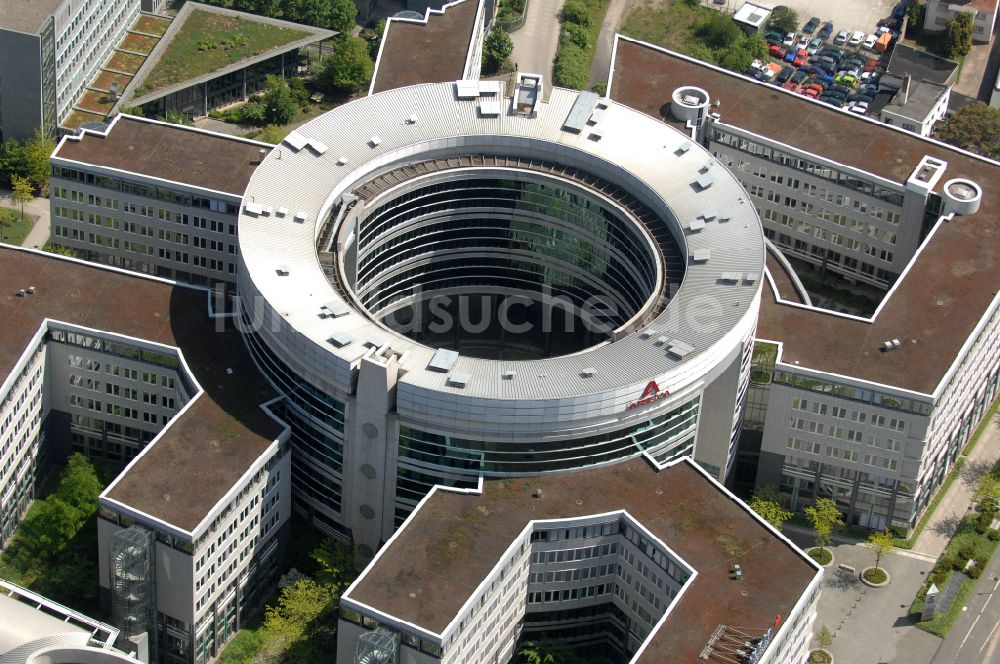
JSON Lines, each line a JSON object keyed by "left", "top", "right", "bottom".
{"left": 902, "top": 73, "right": 911, "bottom": 104}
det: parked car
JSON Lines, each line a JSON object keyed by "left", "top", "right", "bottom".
{"left": 797, "top": 35, "right": 811, "bottom": 51}
{"left": 863, "top": 33, "right": 879, "bottom": 50}
{"left": 813, "top": 61, "right": 837, "bottom": 75}
{"left": 834, "top": 29, "right": 851, "bottom": 45}
{"left": 817, "top": 47, "right": 844, "bottom": 59}
{"left": 859, "top": 83, "right": 879, "bottom": 95}
{"left": 793, "top": 49, "right": 808, "bottom": 66}
{"left": 849, "top": 30, "right": 866, "bottom": 47}
{"left": 803, "top": 17, "right": 821, "bottom": 34}
{"left": 776, "top": 65, "right": 794, "bottom": 84}
{"left": 819, "top": 22, "right": 834, "bottom": 40}
{"left": 769, "top": 44, "right": 788, "bottom": 58}
{"left": 802, "top": 87, "right": 821, "bottom": 99}
{"left": 783, "top": 80, "right": 799, "bottom": 91}
{"left": 765, "top": 30, "right": 784, "bottom": 42}
{"left": 807, "top": 37, "right": 824, "bottom": 55}
{"left": 784, "top": 48, "right": 798, "bottom": 63}
{"left": 783, "top": 32, "right": 797, "bottom": 46}
{"left": 835, "top": 73, "right": 859, "bottom": 87}
{"left": 829, "top": 84, "right": 853, "bottom": 96}
{"left": 818, "top": 95, "right": 844, "bottom": 107}
{"left": 825, "top": 89, "right": 849, "bottom": 100}
{"left": 850, "top": 92, "right": 875, "bottom": 103}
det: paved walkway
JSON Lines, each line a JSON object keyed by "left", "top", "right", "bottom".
{"left": 954, "top": 35, "right": 995, "bottom": 99}
{"left": 912, "top": 407, "right": 1000, "bottom": 559}
{"left": 510, "top": 0, "right": 566, "bottom": 94}
{"left": 588, "top": 0, "right": 644, "bottom": 89}
{"left": 0, "top": 188, "right": 51, "bottom": 249}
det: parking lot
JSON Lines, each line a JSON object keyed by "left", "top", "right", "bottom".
{"left": 769, "top": 0, "right": 901, "bottom": 40}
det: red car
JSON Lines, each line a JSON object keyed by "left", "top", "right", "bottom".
{"left": 782, "top": 80, "right": 798, "bottom": 90}
{"left": 792, "top": 49, "right": 808, "bottom": 67}
{"left": 769, "top": 44, "right": 787, "bottom": 58}
{"left": 801, "top": 87, "right": 820, "bottom": 99}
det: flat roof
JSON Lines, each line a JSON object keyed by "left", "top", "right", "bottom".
{"left": 370, "top": 0, "right": 480, "bottom": 94}
{"left": 733, "top": 2, "right": 772, "bottom": 27}
{"left": 886, "top": 44, "right": 958, "bottom": 86}
{"left": 610, "top": 38, "right": 1000, "bottom": 394}
{"left": 53, "top": 115, "right": 271, "bottom": 196}
{"left": 344, "top": 458, "right": 819, "bottom": 661}
{"left": 882, "top": 79, "right": 947, "bottom": 120}
{"left": 0, "top": 0, "right": 62, "bottom": 35}
{"left": 0, "top": 248, "right": 281, "bottom": 533}
{"left": 947, "top": 0, "right": 1000, "bottom": 13}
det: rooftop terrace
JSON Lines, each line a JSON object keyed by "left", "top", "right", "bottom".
{"left": 610, "top": 37, "right": 1000, "bottom": 395}
{"left": 370, "top": 0, "right": 480, "bottom": 94}
{"left": 345, "top": 458, "right": 819, "bottom": 661}
{"left": 0, "top": 248, "right": 281, "bottom": 533}
{"left": 53, "top": 115, "right": 271, "bottom": 196}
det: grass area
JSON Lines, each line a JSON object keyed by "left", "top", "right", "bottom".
{"left": 798, "top": 272, "right": 881, "bottom": 316}
{"left": 908, "top": 515, "right": 1000, "bottom": 637}
{"left": 750, "top": 369, "right": 772, "bottom": 384}
{"left": 0, "top": 207, "right": 34, "bottom": 245}
{"left": 808, "top": 547, "right": 832, "bottom": 565}
{"left": 620, "top": 0, "right": 712, "bottom": 53}
{"left": 107, "top": 50, "right": 147, "bottom": 74}
{"left": 963, "top": 394, "right": 1000, "bottom": 456}
{"left": 895, "top": 457, "right": 965, "bottom": 549}
{"left": 140, "top": 9, "right": 311, "bottom": 94}
{"left": 752, "top": 341, "right": 778, "bottom": 365}
{"left": 863, "top": 567, "right": 887, "bottom": 584}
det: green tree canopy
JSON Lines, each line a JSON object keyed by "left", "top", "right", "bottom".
{"left": 696, "top": 12, "right": 742, "bottom": 49}
{"left": 936, "top": 102, "right": 1000, "bottom": 159}
{"left": 23, "top": 128, "right": 55, "bottom": 192}
{"left": 482, "top": 26, "right": 514, "bottom": 75}
{"left": 10, "top": 175, "right": 33, "bottom": 222}
{"left": 319, "top": 34, "right": 374, "bottom": 92}
{"left": 748, "top": 485, "right": 792, "bottom": 531}
{"left": 804, "top": 497, "right": 844, "bottom": 550}
{"left": 327, "top": 0, "right": 358, "bottom": 34}
{"left": 562, "top": 0, "right": 591, "bottom": 27}
{"left": 766, "top": 5, "right": 799, "bottom": 34}
{"left": 262, "top": 75, "right": 297, "bottom": 124}
{"left": 974, "top": 472, "right": 1000, "bottom": 513}
{"left": 945, "top": 12, "right": 974, "bottom": 58}
{"left": 867, "top": 529, "right": 895, "bottom": 572}
{"left": 0, "top": 139, "right": 28, "bottom": 188}
{"left": 55, "top": 453, "right": 103, "bottom": 518}
{"left": 287, "top": 0, "right": 330, "bottom": 27}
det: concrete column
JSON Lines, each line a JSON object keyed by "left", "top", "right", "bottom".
{"left": 343, "top": 352, "right": 398, "bottom": 560}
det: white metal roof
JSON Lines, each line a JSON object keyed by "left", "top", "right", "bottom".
{"left": 239, "top": 82, "right": 765, "bottom": 402}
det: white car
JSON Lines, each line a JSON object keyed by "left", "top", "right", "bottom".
{"left": 863, "top": 33, "right": 879, "bottom": 50}
{"left": 783, "top": 32, "right": 796, "bottom": 46}
{"left": 849, "top": 102, "right": 869, "bottom": 114}
{"left": 849, "top": 30, "right": 866, "bottom": 47}
{"left": 797, "top": 35, "right": 811, "bottom": 50}
{"left": 834, "top": 29, "right": 851, "bottom": 45}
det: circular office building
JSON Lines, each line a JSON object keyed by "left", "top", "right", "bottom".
{"left": 237, "top": 79, "right": 764, "bottom": 553}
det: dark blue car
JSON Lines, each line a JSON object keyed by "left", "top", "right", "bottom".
{"left": 819, "top": 22, "right": 834, "bottom": 40}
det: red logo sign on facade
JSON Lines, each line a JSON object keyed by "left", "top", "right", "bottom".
{"left": 626, "top": 380, "right": 670, "bottom": 411}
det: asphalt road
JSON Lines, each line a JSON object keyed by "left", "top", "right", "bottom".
{"left": 933, "top": 550, "right": 1000, "bottom": 664}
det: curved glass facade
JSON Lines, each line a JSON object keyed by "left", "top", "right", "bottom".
{"left": 350, "top": 175, "right": 669, "bottom": 358}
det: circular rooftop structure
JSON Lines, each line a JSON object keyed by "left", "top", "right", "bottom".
{"left": 236, "top": 81, "right": 765, "bottom": 548}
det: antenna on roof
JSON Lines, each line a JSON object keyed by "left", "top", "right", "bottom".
{"left": 713, "top": 99, "right": 721, "bottom": 108}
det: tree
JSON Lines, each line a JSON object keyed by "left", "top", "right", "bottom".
{"left": 254, "top": 578, "right": 338, "bottom": 662}
{"left": 239, "top": 99, "right": 268, "bottom": 125}
{"left": 519, "top": 640, "right": 580, "bottom": 664}
{"left": 562, "top": 0, "right": 590, "bottom": 26}
{"left": 748, "top": 485, "right": 792, "bottom": 531}
{"left": 0, "top": 139, "right": 28, "bottom": 187}
{"left": 318, "top": 34, "right": 374, "bottom": 92}
{"left": 11, "top": 175, "right": 33, "bottom": 222}
{"left": 974, "top": 472, "right": 1000, "bottom": 513}
{"left": 936, "top": 102, "right": 1000, "bottom": 158}
{"left": 482, "top": 26, "right": 514, "bottom": 75}
{"left": 817, "top": 624, "right": 833, "bottom": 649}
{"left": 696, "top": 12, "right": 742, "bottom": 50}
{"left": 327, "top": 0, "right": 358, "bottom": 34}
{"left": 287, "top": 0, "right": 330, "bottom": 28}
{"left": 906, "top": 0, "right": 923, "bottom": 36}
{"left": 945, "top": 12, "right": 973, "bottom": 58}
{"left": 766, "top": 6, "right": 799, "bottom": 35}
{"left": 262, "top": 76, "right": 297, "bottom": 125}
{"left": 22, "top": 128, "right": 55, "bottom": 192}
{"left": 804, "top": 497, "right": 843, "bottom": 551}
{"left": 162, "top": 109, "right": 191, "bottom": 125}
{"left": 26, "top": 498, "right": 81, "bottom": 554}
{"left": 867, "top": 529, "right": 895, "bottom": 573}
{"left": 56, "top": 453, "right": 102, "bottom": 518}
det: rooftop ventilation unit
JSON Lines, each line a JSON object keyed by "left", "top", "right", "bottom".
{"left": 365, "top": 338, "right": 387, "bottom": 350}
{"left": 701, "top": 208, "right": 718, "bottom": 220}
{"left": 294, "top": 211, "right": 307, "bottom": 223}
{"left": 479, "top": 100, "right": 502, "bottom": 116}
{"left": 687, "top": 218, "right": 706, "bottom": 231}
{"left": 695, "top": 173, "right": 714, "bottom": 190}
{"left": 676, "top": 141, "right": 692, "bottom": 155}
{"left": 668, "top": 340, "right": 694, "bottom": 358}
{"left": 455, "top": 80, "right": 479, "bottom": 99}
{"left": 428, "top": 348, "right": 459, "bottom": 372}
{"left": 276, "top": 207, "right": 288, "bottom": 217}
{"left": 691, "top": 249, "right": 711, "bottom": 262}
{"left": 276, "top": 265, "right": 289, "bottom": 276}
{"left": 640, "top": 329, "right": 657, "bottom": 339}
{"left": 501, "top": 370, "right": 516, "bottom": 379}
{"left": 580, "top": 367, "right": 597, "bottom": 377}
{"left": 283, "top": 131, "right": 308, "bottom": 151}
{"left": 319, "top": 302, "right": 349, "bottom": 318}
{"left": 337, "top": 156, "right": 348, "bottom": 166}
{"left": 563, "top": 90, "right": 600, "bottom": 132}
{"left": 327, "top": 332, "right": 354, "bottom": 348}
{"left": 306, "top": 139, "right": 328, "bottom": 155}
{"left": 406, "top": 114, "right": 418, "bottom": 124}
{"left": 447, "top": 372, "right": 470, "bottom": 388}
{"left": 720, "top": 272, "right": 742, "bottom": 282}
{"left": 369, "top": 135, "right": 381, "bottom": 147}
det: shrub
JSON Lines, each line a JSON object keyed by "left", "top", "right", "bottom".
{"left": 562, "top": 0, "right": 590, "bottom": 26}
{"left": 553, "top": 43, "right": 589, "bottom": 89}
{"left": 808, "top": 547, "right": 832, "bottom": 565}
{"left": 695, "top": 12, "right": 741, "bottom": 49}
{"left": 968, "top": 563, "right": 983, "bottom": 579}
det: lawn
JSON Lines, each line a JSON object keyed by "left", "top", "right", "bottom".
{"left": 107, "top": 50, "right": 147, "bottom": 74}
{"left": 120, "top": 32, "right": 160, "bottom": 55}
{"left": 620, "top": 0, "right": 715, "bottom": 54}
{"left": 139, "top": 9, "right": 312, "bottom": 94}
{"left": 0, "top": 207, "right": 34, "bottom": 245}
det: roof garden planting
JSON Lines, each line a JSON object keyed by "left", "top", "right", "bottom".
{"left": 139, "top": 9, "right": 311, "bottom": 94}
